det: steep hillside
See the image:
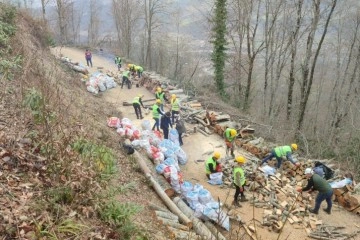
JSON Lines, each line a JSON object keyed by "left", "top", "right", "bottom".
{"left": 0, "top": 5, "right": 168, "bottom": 240}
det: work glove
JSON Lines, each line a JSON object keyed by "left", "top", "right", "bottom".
{"left": 296, "top": 187, "right": 302, "bottom": 193}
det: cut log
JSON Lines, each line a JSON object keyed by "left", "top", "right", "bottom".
{"left": 167, "top": 226, "right": 197, "bottom": 240}
{"left": 133, "top": 151, "right": 192, "bottom": 228}
{"left": 169, "top": 89, "right": 184, "bottom": 94}
{"left": 148, "top": 202, "right": 170, "bottom": 212}
{"left": 243, "top": 226, "right": 256, "bottom": 240}
{"left": 190, "top": 103, "right": 202, "bottom": 108}
{"left": 173, "top": 197, "right": 226, "bottom": 240}
{"left": 214, "top": 114, "right": 231, "bottom": 122}
{"left": 272, "top": 221, "right": 283, "bottom": 233}
{"left": 123, "top": 98, "right": 156, "bottom": 106}
{"left": 197, "top": 128, "right": 209, "bottom": 137}
{"left": 193, "top": 117, "right": 209, "bottom": 127}
{"left": 157, "top": 216, "right": 189, "bottom": 231}
{"left": 204, "top": 221, "right": 227, "bottom": 240}
{"left": 155, "top": 210, "right": 179, "bottom": 221}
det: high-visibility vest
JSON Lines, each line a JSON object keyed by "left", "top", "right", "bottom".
{"left": 225, "top": 128, "right": 235, "bottom": 141}
{"left": 155, "top": 92, "right": 165, "bottom": 103}
{"left": 233, "top": 166, "right": 246, "bottom": 186}
{"left": 123, "top": 71, "right": 130, "bottom": 78}
{"left": 115, "top": 57, "right": 122, "bottom": 64}
{"left": 205, "top": 157, "right": 216, "bottom": 174}
{"left": 152, "top": 104, "right": 160, "bottom": 119}
{"left": 274, "top": 146, "right": 292, "bottom": 158}
{"left": 171, "top": 98, "right": 179, "bottom": 111}
{"left": 132, "top": 97, "right": 140, "bottom": 104}
{"left": 135, "top": 66, "right": 143, "bottom": 72}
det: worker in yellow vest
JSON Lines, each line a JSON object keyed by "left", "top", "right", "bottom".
{"left": 170, "top": 94, "right": 180, "bottom": 124}
{"left": 260, "top": 144, "right": 300, "bottom": 169}
{"left": 205, "top": 152, "right": 222, "bottom": 179}
{"left": 232, "top": 156, "right": 248, "bottom": 207}
{"left": 155, "top": 87, "right": 168, "bottom": 112}
{"left": 121, "top": 69, "right": 131, "bottom": 89}
{"left": 135, "top": 65, "right": 143, "bottom": 78}
{"left": 132, "top": 94, "right": 145, "bottom": 119}
{"left": 223, "top": 128, "right": 237, "bottom": 157}
{"left": 152, "top": 99, "right": 164, "bottom": 131}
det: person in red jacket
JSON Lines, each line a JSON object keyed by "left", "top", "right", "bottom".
{"left": 85, "top": 49, "right": 93, "bottom": 67}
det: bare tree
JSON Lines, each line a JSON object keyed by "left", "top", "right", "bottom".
{"left": 287, "top": 0, "right": 303, "bottom": 120}
{"left": 55, "top": 0, "right": 72, "bottom": 44}
{"left": 112, "top": 0, "right": 140, "bottom": 58}
{"left": 243, "top": 0, "right": 265, "bottom": 110}
{"left": 143, "top": 0, "right": 168, "bottom": 68}
{"left": 68, "top": 1, "right": 83, "bottom": 44}
{"left": 297, "top": 0, "right": 337, "bottom": 131}
{"left": 263, "top": 0, "right": 290, "bottom": 119}
{"left": 327, "top": 12, "right": 360, "bottom": 143}
{"left": 41, "top": 0, "right": 50, "bottom": 22}
{"left": 227, "top": 0, "right": 246, "bottom": 105}
{"left": 88, "top": 0, "right": 101, "bottom": 46}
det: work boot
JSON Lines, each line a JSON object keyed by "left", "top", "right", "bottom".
{"left": 231, "top": 200, "right": 242, "bottom": 208}
{"left": 140, "top": 116, "right": 144, "bottom": 119}
{"left": 240, "top": 196, "right": 248, "bottom": 202}
{"left": 309, "top": 209, "right": 318, "bottom": 215}
{"left": 323, "top": 208, "right": 331, "bottom": 215}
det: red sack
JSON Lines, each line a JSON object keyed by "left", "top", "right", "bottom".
{"left": 216, "top": 164, "right": 222, "bottom": 172}
{"left": 107, "top": 117, "right": 121, "bottom": 128}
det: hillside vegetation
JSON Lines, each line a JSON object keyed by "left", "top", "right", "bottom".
{"left": 0, "top": 4, "right": 166, "bottom": 239}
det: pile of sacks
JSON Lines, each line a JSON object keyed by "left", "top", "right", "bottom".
{"left": 107, "top": 117, "right": 231, "bottom": 231}
{"left": 107, "top": 117, "right": 188, "bottom": 192}
{"left": 86, "top": 72, "right": 117, "bottom": 94}
{"left": 181, "top": 181, "right": 230, "bottom": 231}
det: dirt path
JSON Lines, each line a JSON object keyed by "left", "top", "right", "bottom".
{"left": 51, "top": 47, "right": 360, "bottom": 240}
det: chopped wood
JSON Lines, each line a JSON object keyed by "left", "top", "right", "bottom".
{"left": 193, "top": 117, "right": 209, "bottom": 127}
{"left": 248, "top": 225, "right": 256, "bottom": 233}
{"left": 272, "top": 221, "right": 283, "bottom": 233}
{"left": 291, "top": 215, "right": 300, "bottom": 223}
{"left": 213, "top": 114, "right": 231, "bottom": 122}
{"left": 280, "top": 201, "right": 288, "bottom": 208}
{"left": 263, "top": 210, "right": 273, "bottom": 217}
{"left": 243, "top": 226, "right": 256, "bottom": 240}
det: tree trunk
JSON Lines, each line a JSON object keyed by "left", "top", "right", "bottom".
{"left": 297, "top": 0, "right": 337, "bottom": 131}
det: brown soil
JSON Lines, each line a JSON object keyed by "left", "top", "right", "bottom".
{"left": 52, "top": 47, "right": 360, "bottom": 240}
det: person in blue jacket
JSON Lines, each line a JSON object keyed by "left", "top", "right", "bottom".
{"left": 160, "top": 112, "right": 172, "bottom": 139}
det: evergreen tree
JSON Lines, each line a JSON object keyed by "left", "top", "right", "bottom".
{"left": 210, "top": 0, "right": 228, "bottom": 98}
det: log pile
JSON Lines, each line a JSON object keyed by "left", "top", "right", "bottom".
{"left": 309, "top": 224, "right": 360, "bottom": 240}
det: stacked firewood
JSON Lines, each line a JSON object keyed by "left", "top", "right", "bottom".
{"left": 309, "top": 224, "right": 360, "bottom": 240}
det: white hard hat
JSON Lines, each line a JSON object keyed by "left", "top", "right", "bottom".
{"left": 304, "top": 168, "right": 313, "bottom": 175}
